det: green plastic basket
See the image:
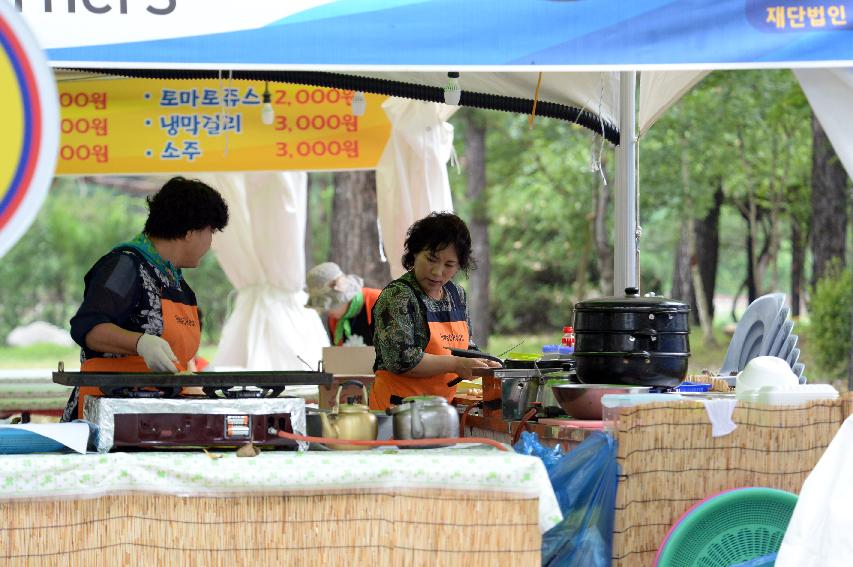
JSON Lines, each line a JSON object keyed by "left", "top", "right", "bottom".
{"left": 656, "top": 487, "right": 798, "bottom": 567}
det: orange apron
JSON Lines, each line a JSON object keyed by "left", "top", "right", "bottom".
{"left": 369, "top": 282, "right": 469, "bottom": 411}
{"left": 76, "top": 296, "right": 200, "bottom": 418}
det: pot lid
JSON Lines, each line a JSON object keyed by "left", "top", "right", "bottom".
{"left": 574, "top": 287, "right": 689, "bottom": 312}
{"left": 338, "top": 403, "right": 370, "bottom": 413}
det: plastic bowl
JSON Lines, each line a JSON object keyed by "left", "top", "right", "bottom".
{"left": 551, "top": 383, "right": 651, "bottom": 420}
{"left": 736, "top": 355, "right": 797, "bottom": 396}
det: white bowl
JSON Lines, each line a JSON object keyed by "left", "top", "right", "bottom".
{"left": 736, "top": 356, "right": 798, "bottom": 398}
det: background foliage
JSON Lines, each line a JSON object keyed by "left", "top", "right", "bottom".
{"left": 0, "top": 70, "right": 848, "bottom": 379}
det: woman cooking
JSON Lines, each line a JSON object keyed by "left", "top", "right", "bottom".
{"left": 61, "top": 177, "right": 229, "bottom": 420}
{"left": 368, "top": 212, "right": 500, "bottom": 411}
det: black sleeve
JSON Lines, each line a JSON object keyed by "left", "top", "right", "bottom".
{"left": 69, "top": 252, "right": 141, "bottom": 348}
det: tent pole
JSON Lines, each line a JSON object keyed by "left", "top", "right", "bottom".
{"left": 614, "top": 71, "right": 638, "bottom": 295}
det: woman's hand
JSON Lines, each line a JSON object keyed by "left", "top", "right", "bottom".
{"left": 452, "top": 356, "right": 502, "bottom": 379}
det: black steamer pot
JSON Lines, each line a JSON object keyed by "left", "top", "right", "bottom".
{"left": 573, "top": 288, "right": 690, "bottom": 388}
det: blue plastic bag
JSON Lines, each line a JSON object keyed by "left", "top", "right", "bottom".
{"left": 514, "top": 430, "right": 566, "bottom": 473}
{"left": 516, "top": 431, "right": 618, "bottom": 567}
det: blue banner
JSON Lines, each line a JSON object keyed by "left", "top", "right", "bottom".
{"left": 18, "top": 0, "right": 853, "bottom": 67}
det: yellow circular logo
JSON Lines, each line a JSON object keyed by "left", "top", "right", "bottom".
{"left": 0, "top": 3, "right": 59, "bottom": 259}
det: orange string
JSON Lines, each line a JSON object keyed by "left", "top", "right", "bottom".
{"left": 529, "top": 72, "right": 543, "bottom": 129}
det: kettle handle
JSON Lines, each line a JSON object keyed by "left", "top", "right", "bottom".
{"left": 335, "top": 379, "right": 369, "bottom": 408}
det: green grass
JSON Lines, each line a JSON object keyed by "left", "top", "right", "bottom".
{"left": 0, "top": 344, "right": 81, "bottom": 370}
{"left": 0, "top": 343, "right": 221, "bottom": 370}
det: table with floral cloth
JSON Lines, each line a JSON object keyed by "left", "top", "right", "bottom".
{"left": 0, "top": 447, "right": 560, "bottom": 566}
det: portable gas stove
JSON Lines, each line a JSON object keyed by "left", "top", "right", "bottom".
{"left": 54, "top": 366, "right": 331, "bottom": 452}
{"left": 53, "top": 364, "right": 332, "bottom": 398}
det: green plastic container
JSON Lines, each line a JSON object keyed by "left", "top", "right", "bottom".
{"left": 656, "top": 487, "right": 798, "bottom": 567}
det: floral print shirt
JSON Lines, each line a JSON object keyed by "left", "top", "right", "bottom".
{"left": 372, "top": 271, "right": 477, "bottom": 374}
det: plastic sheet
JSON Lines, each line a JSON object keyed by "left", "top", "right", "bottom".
{"left": 516, "top": 431, "right": 617, "bottom": 567}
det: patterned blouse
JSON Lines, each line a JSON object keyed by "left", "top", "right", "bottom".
{"left": 372, "top": 271, "right": 477, "bottom": 374}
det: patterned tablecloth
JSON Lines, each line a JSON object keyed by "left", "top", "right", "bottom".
{"left": 0, "top": 446, "right": 562, "bottom": 532}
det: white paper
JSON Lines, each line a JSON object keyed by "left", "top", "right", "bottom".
{"left": 0, "top": 423, "right": 90, "bottom": 454}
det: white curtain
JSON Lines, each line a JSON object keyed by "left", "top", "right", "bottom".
{"left": 200, "top": 171, "right": 329, "bottom": 370}
{"left": 375, "top": 99, "right": 458, "bottom": 278}
{"left": 795, "top": 68, "right": 853, "bottom": 179}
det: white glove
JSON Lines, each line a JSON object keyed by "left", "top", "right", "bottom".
{"left": 136, "top": 333, "right": 179, "bottom": 373}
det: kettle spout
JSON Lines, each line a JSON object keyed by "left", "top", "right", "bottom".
{"left": 318, "top": 412, "right": 338, "bottom": 439}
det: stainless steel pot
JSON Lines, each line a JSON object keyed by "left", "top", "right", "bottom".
{"left": 496, "top": 369, "right": 543, "bottom": 421}
{"left": 389, "top": 396, "right": 459, "bottom": 447}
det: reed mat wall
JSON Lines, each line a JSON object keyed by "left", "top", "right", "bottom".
{"left": 0, "top": 489, "right": 540, "bottom": 566}
{"left": 611, "top": 393, "right": 853, "bottom": 566}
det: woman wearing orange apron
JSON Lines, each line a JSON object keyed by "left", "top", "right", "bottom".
{"left": 61, "top": 177, "right": 229, "bottom": 421}
{"left": 368, "top": 213, "right": 500, "bottom": 411}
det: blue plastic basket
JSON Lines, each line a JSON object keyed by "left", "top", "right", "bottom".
{"left": 675, "top": 381, "right": 712, "bottom": 392}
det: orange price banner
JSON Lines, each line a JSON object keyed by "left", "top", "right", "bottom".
{"left": 55, "top": 79, "right": 391, "bottom": 175}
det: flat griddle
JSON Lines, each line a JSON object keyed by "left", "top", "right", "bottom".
{"left": 53, "top": 370, "right": 333, "bottom": 388}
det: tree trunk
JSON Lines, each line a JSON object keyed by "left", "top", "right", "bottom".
{"left": 671, "top": 223, "right": 693, "bottom": 306}
{"left": 695, "top": 182, "right": 723, "bottom": 321}
{"left": 461, "top": 110, "right": 492, "bottom": 349}
{"left": 688, "top": 216, "right": 717, "bottom": 346}
{"left": 330, "top": 171, "right": 391, "bottom": 289}
{"left": 790, "top": 217, "right": 805, "bottom": 318}
{"left": 593, "top": 154, "right": 613, "bottom": 296}
{"left": 811, "top": 113, "right": 849, "bottom": 284}
{"left": 744, "top": 210, "right": 758, "bottom": 303}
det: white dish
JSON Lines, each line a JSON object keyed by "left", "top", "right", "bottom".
{"left": 720, "top": 293, "right": 785, "bottom": 374}
{"left": 744, "top": 384, "right": 838, "bottom": 406}
{"left": 768, "top": 319, "right": 793, "bottom": 357}
{"left": 736, "top": 355, "right": 798, "bottom": 399}
{"left": 792, "top": 362, "right": 805, "bottom": 383}
{"left": 778, "top": 335, "right": 797, "bottom": 363}
{"left": 761, "top": 306, "right": 789, "bottom": 356}
{"left": 786, "top": 347, "right": 800, "bottom": 368}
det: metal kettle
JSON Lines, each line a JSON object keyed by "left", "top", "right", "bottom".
{"left": 389, "top": 396, "right": 459, "bottom": 447}
{"left": 318, "top": 380, "right": 377, "bottom": 451}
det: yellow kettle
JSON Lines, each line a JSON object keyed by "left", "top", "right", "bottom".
{"left": 317, "top": 380, "right": 377, "bottom": 450}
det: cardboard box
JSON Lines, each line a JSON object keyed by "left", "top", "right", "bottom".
{"left": 322, "top": 346, "right": 375, "bottom": 375}
{"left": 319, "top": 347, "right": 376, "bottom": 409}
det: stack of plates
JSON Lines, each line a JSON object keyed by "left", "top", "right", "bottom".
{"left": 720, "top": 293, "right": 806, "bottom": 383}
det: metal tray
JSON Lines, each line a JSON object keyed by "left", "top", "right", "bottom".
{"left": 53, "top": 369, "right": 333, "bottom": 388}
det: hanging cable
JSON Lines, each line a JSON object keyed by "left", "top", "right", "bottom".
{"left": 63, "top": 67, "right": 620, "bottom": 144}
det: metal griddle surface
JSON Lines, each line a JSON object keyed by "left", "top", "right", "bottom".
{"left": 53, "top": 370, "right": 333, "bottom": 388}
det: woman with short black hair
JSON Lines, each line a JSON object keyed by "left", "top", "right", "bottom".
{"left": 62, "top": 176, "right": 228, "bottom": 420}
{"left": 368, "top": 212, "right": 500, "bottom": 411}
